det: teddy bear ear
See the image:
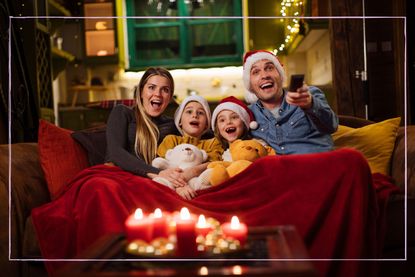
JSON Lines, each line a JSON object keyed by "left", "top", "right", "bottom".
{"left": 166, "top": 149, "right": 173, "bottom": 160}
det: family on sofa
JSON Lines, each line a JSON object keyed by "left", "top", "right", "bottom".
{"left": 28, "top": 50, "right": 401, "bottom": 277}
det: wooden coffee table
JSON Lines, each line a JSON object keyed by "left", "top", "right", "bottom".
{"left": 57, "top": 225, "right": 317, "bottom": 276}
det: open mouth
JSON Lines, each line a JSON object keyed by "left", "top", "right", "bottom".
{"left": 260, "top": 82, "right": 274, "bottom": 90}
{"left": 190, "top": 121, "right": 200, "bottom": 127}
{"left": 225, "top": 127, "right": 237, "bottom": 134}
{"left": 150, "top": 99, "right": 162, "bottom": 108}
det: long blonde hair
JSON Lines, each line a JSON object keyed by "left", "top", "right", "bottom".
{"left": 134, "top": 67, "right": 174, "bottom": 164}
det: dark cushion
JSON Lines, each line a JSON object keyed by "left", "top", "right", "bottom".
{"left": 71, "top": 125, "right": 107, "bottom": 166}
{"left": 338, "top": 115, "right": 375, "bottom": 128}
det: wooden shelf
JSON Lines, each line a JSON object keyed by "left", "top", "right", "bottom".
{"left": 52, "top": 47, "right": 75, "bottom": 61}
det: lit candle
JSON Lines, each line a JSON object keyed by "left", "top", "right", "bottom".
{"left": 221, "top": 216, "right": 248, "bottom": 246}
{"left": 175, "top": 207, "right": 197, "bottom": 257}
{"left": 195, "top": 214, "right": 212, "bottom": 237}
{"left": 125, "top": 208, "right": 152, "bottom": 242}
{"left": 151, "top": 208, "right": 169, "bottom": 239}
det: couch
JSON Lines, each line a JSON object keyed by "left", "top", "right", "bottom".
{"left": 0, "top": 115, "right": 414, "bottom": 277}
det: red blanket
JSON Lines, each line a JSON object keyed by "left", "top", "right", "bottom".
{"left": 31, "top": 148, "right": 399, "bottom": 276}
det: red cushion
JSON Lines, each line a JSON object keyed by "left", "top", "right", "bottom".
{"left": 38, "top": 120, "right": 89, "bottom": 199}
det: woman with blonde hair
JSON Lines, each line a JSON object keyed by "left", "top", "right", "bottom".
{"left": 105, "top": 67, "right": 186, "bottom": 187}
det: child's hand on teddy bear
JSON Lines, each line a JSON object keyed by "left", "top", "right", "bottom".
{"left": 175, "top": 185, "right": 197, "bottom": 200}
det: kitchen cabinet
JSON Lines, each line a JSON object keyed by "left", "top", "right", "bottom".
{"left": 83, "top": 0, "right": 118, "bottom": 64}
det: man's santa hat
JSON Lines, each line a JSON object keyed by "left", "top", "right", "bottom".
{"left": 242, "top": 50, "right": 286, "bottom": 104}
{"left": 211, "top": 96, "right": 258, "bottom": 131}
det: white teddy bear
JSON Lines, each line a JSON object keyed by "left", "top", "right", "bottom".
{"left": 151, "top": 143, "right": 212, "bottom": 190}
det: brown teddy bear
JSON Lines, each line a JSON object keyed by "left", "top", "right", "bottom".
{"left": 207, "top": 139, "right": 275, "bottom": 186}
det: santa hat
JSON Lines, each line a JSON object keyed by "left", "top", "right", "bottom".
{"left": 211, "top": 96, "right": 258, "bottom": 131}
{"left": 242, "top": 50, "right": 286, "bottom": 104}
{"left": 174, "top": 95, "right": 211, "bottom": 135}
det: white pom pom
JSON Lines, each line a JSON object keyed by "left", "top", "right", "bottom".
{"left": 249, "top": 121, "right": 258, "bottom": 130}
{"left": 244, "top": 89, "right": 258, "bottom": 104}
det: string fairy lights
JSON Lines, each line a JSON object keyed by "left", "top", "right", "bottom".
{"left": 273, "top": 0, "right": 304, "bottom": 55}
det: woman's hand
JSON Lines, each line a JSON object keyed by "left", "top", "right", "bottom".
{"left": 286, "top": 84, "right": 313, "bottom": 110}
{"left": 175, "top": 185, "right": 197, "bottom": 200}
{"left": 157, "top": 168, "right": 187, "bottom": 188}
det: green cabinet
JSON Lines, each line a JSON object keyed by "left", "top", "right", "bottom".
{"left": 125, "top": 0, "right": 243, "bottom": 69}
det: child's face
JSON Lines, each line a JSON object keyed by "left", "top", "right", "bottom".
{"left": 180, "top": 101, "right": 208, "bottom": 137}
{"left": 216, "top": 110, "right": 245, "bottom": 143}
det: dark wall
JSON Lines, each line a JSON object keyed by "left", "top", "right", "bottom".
{"left": 0, "top": 0, "right": 44, "bottom": 142}
{"left": 408, "top": 0, "right": 415, "bottom": 124}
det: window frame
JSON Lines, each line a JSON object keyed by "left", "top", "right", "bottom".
{"left": 125, "top": 0, "right": 243, "bottom": 70}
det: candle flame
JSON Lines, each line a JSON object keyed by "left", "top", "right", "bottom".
{"left": 230, "top": 216, "right": 240, "bottom": 229}
{"left": 134, "top": 208, "right": 143, "bottom": 220}
{"left": 197, "top": 214, "right": 207, "bottom": 228}
{"left": 199, "top": 266, "right": 209, "bottom": 275}
{"left": 232, "top": 265, "right": 243, "bottom": 275}
{"left": 154, "top": 208, "right": 162, "bottom": 218}
{"left": 180, "top": 207, "right": 191, "bottom": 220}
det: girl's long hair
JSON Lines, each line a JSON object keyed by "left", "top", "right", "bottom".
{"left": 134, "top": 67, "right": 174, "bottom": 164}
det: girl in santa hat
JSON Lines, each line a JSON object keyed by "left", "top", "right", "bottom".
{"left": 211, "top": 96, "right": 274, "bottom": 161}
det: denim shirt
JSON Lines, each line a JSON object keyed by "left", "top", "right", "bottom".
{"left": 249, "top": 86, "right": 338, "bottom": 155}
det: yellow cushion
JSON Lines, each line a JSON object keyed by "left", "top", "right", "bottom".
{"left": 332, "top": 117, "right": 401, "bottom": 175}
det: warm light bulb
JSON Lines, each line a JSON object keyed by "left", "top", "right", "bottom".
{"left": 97, "top": 50, "right": 108, "bottom": 56}
{"left": 95, "top": 21, "right": 108, "bottom": 30}
{"left": 230, "top": 216, "right": 240, "bottom": 229}
{"left": 180, "top": 207, "right": 191, "bottom": 220}
{"left": 134, "top": 208, "right": 143, "bottom": 220}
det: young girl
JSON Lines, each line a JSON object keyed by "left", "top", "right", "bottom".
{"left": 211, "top": 96, "right": 263, "bottom": 161}
{"left": 156, "top": 95, "right": 223, "bottom": 199}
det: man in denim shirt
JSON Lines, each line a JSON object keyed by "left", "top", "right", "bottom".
{"left": 243, "top": 50, "right": 338, "bottom": 155}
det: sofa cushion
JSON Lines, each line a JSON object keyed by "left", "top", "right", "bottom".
{"left": 332, "top": 117, "right": 401, "bottom": 175}
{"left": 71, "top": 126, "right": 107, "bottom": 166}
{"left": 38, "top": 120, "right": 89, "bottom": 199}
